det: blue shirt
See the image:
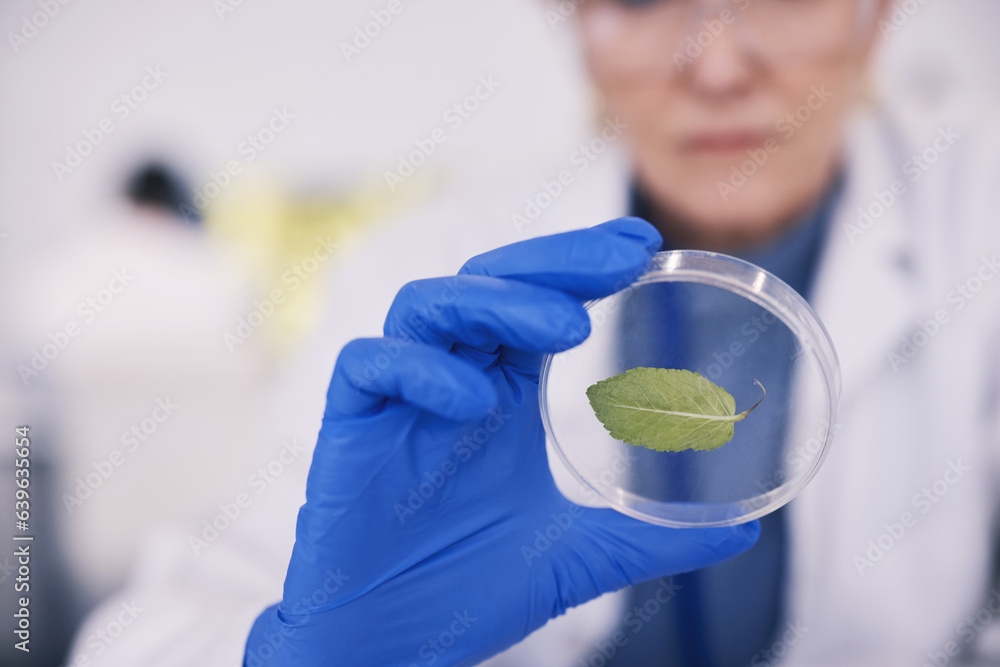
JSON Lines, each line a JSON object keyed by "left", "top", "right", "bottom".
{"left": 605, "top": 176, "right": 842, "bottom": 667}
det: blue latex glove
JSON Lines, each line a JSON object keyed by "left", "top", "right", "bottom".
{"left": 244, "top": 218, "right": 759, "bottom": 667}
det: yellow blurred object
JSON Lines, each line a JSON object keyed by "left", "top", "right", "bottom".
{"left": 204, "top": 176, "right": 390, "bottom": 358}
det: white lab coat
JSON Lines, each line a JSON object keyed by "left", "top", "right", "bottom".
{"left": 69, "top": 100, "right": 1000, "bottom": 666}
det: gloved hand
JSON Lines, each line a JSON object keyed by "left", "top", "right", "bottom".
{"left": 244, "top": 217, "right": 760, "bottom": 667}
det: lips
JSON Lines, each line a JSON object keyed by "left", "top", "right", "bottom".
{"left": 681, "top": 130, "right": 770, "bottom": 155}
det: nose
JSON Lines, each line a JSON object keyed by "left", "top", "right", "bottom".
{"left": 680, "top": 7, "right": 759, "bottom": 100}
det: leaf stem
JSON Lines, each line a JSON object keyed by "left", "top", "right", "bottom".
{"left": 734, "top": 379, "right": 767, "bottom": 422}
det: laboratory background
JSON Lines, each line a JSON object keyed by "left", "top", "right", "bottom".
{"left": 1, "top": 1, "right": 1000, "bottom": 666}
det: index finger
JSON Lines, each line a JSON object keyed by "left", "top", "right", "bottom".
{"left": 458, "top": 217, "right": 662, "bottom": 300}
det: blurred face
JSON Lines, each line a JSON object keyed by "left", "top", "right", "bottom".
{"left": 579, "top": 0, "right": 889, "bottom": 250}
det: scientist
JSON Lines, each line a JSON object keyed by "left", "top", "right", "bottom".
{"left": 75, "top": 0, "right": 1000, "bottom": 665}
{"left": 241, "top": 0, "right": 1000, "bottom": 664}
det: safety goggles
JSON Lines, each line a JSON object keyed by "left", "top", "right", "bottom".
{"left": 580, "top": 0, "right": 881, "bottom": 77}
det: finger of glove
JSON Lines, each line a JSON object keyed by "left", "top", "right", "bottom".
{"left": 325, "top": 337, "right": 498, "bottom": 421}
{"left": 458, "top": 217, "right": 662, "bottom": 300}
{"left": 569, "top": 508, "right": 760, "bottom": 601}
{"left": 383, "top": 276, "right": 591, "bottom": 352}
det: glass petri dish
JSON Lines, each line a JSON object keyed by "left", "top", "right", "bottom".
{"left": 539, "top": 250, "right": 841, "bottom": 527}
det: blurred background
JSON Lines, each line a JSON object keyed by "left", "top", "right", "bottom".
{"left": 0, "top": 0, "right": 998, "bottom": 664}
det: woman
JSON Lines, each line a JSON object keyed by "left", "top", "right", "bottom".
{"left": 76, "top": 0, "right": 1000, "bottom": 665}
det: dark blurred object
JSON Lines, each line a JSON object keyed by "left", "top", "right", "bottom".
{"left": 125, "top": 162, "right": 199, "bottom": 224}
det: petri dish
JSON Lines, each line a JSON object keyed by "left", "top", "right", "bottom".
{"left": 539, "top": 250, "right": 841, "bottom": 527}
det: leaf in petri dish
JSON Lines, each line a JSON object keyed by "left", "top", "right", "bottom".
{"left": 586, "top": 367, "right": 765, "bottom": 453}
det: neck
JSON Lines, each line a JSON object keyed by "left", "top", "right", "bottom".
{"left": 642, "top": 198, "right": 818, "bottom": 253}
{"left": 634, "top": 167, "right": 844, "bottom": 254}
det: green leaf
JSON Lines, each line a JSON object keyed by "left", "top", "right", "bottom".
{"left": 586, "top": 368, "right": 765, "bottom": 453}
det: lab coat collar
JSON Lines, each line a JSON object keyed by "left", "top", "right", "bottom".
{"left": 808, "top": 106, "right": 924, "bottom": 409}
